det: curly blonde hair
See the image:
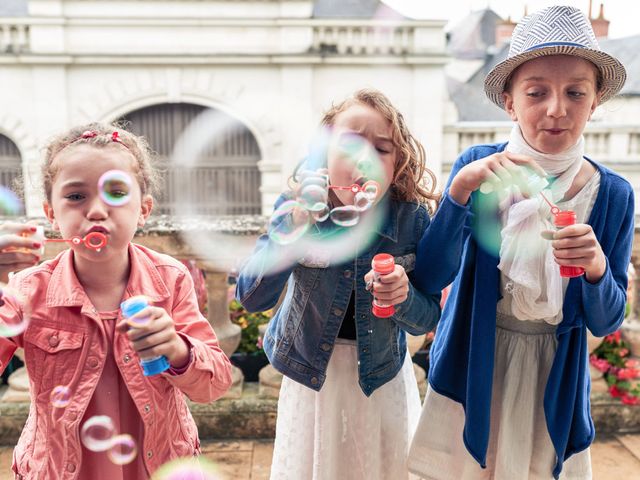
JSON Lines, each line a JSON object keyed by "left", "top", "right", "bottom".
{"left": 321, "top": 89, "right": 440, "bottom": 212}
{"left": 42, "top": 122, "right": 159, "bottom": 202}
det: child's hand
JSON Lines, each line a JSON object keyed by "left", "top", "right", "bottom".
{"left": 543, "top": 224, "right": 607, "bottom": 283}
{"left": 449, "top": 152, "right": 546, "bottom": 205}
{"left": 364, "top": 264, "right": 409, "bottom": 307}
{"left": 0, "top": 222, "right": 42, "bottom": 283}
{"left": 116, "top": 306, "right": 190, "bottom": 368}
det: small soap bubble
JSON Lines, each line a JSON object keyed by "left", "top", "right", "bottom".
{"left": 80, "top": 415, "right": 116, "bottom": 452}
{"left": 107, "top": 434, "right": 138, "bottom": 465}
{"left": 299, "top": 184, "right": 328, "bottom": 212}
{"left": 0, "top": 284, "right": 31, "bottom": 337}
{"left": 311, "top": 204, "right": 330, "bottom": 222}
{"left": 330, "top": 206, "right": 360, "bottom": 227}
{"left": 153, "top": 457, "right": 221, "bottom": 480}
{"left": 269, "top": 200, "right": 310, "bottom": 245}
{"left": 98, "top": 170, "right": 133, "bottom": 207}
{"left": 50, "top": 385, "right": 72, "bottom": 409}
{"left": 0, "top": 185, "right": 23, "bottom": 215}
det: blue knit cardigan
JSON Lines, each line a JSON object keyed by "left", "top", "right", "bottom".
{"left": 413, "top": 143, "right": 635, "bottom": 478}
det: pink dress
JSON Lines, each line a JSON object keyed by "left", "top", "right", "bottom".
{"left": 79, "top": 310, "right": 148, "bottom": 479}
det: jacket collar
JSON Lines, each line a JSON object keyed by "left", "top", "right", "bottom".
{"left": 46, "top": 244, "right": 171, "bottom": 309}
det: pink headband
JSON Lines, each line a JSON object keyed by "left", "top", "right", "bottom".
{"left": 58, "top": 130, "right": 130, "bottom": 154}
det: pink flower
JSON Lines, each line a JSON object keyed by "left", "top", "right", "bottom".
{"left": 589, "top": 355, "right": 610, "bottom": 373}
{"left": 617, "top": 368, "right": 640, "bottom": 380}
{"left": 256, "top": 337, "right": 264, "bottom": 350}
{"left": 626, "top": 358, "right": 640, "bottom": 368}
{"left": 619, "top": 348, "right": 630, "bottom": 357}
{"left": 621, "top": 394, "right": 640, "bottom": 405}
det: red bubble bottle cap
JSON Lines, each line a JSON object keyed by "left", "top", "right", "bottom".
{"left": 553, "top": 210, "right": 577, "bottom": 228}
{"left": 372, "top": 253, "right": 395, "bottom": 275}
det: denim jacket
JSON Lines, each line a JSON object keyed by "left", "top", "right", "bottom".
{"left": 236, "top": 193, "right": 441, "bottom": 396}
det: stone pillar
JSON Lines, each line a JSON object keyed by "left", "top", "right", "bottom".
{"left": 407, "top": 333, "right": 427, "bottom": 398}
{"left": 198, "top": 262, "right": 244, "bottom": 399}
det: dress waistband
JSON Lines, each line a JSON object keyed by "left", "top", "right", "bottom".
{"left": 496, "top": 311, "right": 557, "bottom": 335}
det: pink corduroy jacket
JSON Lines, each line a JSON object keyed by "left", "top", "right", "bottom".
{"left": 0, "top": 244, "right": 233, "bottom": 479}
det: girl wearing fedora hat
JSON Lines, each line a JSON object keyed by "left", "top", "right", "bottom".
{"left": 407, "top": 5, "right": 633, "bottom": 480}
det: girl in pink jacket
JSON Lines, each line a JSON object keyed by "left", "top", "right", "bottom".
{"left": 0, "top": 123, "right": 233, "bottom": 479}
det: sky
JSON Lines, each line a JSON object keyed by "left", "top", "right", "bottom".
{"left": 382, "top": 0, "right": 640, "bottom": 39}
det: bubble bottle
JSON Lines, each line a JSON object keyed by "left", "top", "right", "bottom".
{"left": 538, "top": 189, "right": 585, "bottom": 278}
{"left": 553, "top": 210, "right": 585, "bottom": 278}
{"left": 120, "top": 296, "right": 170, "bottom": 376}
{"left": 371, "top": 253, "right": 395, "bottom": 318}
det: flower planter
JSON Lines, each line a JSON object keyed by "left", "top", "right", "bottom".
{"left": 230, "top": 351, "right": 270, "bottom": 382}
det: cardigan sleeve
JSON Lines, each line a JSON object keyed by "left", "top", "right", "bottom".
{"left": 413, "top": 146, "right": 498, "bottom": 294}
{"left": 581, "top": 183, "right": 635, "bottom": 336}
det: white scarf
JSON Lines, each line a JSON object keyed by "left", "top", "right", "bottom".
{"left": 498, "top": 125, "right": 584, "bottom": 322}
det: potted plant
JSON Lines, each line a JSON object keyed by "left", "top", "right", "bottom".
{"left": 591, "top": 330, "right": 640, "bottom": 405}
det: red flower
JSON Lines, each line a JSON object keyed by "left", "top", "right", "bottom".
{"left": 605, "top": 331, "right": 622, "bottom": 343}
{"left": 609, "top": 385, "right": 626, "bottom": 398}
{"left": 621, "top": 394, "right": 640, "bottom": 405}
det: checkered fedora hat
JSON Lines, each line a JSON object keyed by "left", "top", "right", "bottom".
{"left": 484, "top": 5, "right": 626, "bottom": 109}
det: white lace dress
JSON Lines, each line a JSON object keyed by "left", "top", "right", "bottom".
{"left": 408, "top": 172, "right": 601, "bottom": 480}
{"left": 270, "top": 339, "right": 422, "bottom": 480}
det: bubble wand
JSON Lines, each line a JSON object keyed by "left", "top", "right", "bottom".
{"left": 45, "top": 231, "right": 108, "bottom": 251}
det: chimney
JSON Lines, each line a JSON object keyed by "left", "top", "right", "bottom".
{"left": 590, "top": 3, "right": 610, "bottom": 39}
{"left": 495, "top": 15, "right": 517, "bottom": 49}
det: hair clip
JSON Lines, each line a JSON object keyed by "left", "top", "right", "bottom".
{"left": 81, "top": 130, "right": 98, "bottom": 139}
{"left": 111, "top": 132, "right": 120, "bottom": 142}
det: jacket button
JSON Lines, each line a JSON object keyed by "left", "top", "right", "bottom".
{"left": 87, "top": 357, "right": 99, "bottom": 368}
{"left": 332, "top": 308, "right": 343, "bottom": 317}
{"left": 343, "top": 270, "right": 352, "bottom": 278}
{"left": 123, "top": 354, "right": 131, "bottom": 363}
{"left": 310, "top": 377, "right": 319, "bottom": 385}
{"left": 66, "top": 463, "right": 76, "bottom": 473}
{"left": 147, "top": 450, "right": 153, "bottom": 458}
{"left": 48, "top": 335, "right": 59, "bottom": 347}
{"left": 321, "top": 343, "right": 331, "bottom": 352}
{"left": 144, "top": 404, "right": 151, "bottom": 413}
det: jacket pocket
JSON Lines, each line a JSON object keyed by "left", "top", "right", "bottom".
{"left": 23, "top": 326, "right": 85, "bottom": 390}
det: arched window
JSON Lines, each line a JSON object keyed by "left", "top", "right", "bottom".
{"left": 119, "top": 103, "right": 261, "bottom": 215}
{"left": 0, "top": 134, "right": 25, "bottom": 215}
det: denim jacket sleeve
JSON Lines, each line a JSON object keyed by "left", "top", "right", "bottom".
{"left": 235, "top": 193, "right": 298, "bottom": 313}
{"left": 580, "top": 181, "right": 634, "bottom": 336}
{"left": 392, "top": 204, "right": 442, "bottom": 335}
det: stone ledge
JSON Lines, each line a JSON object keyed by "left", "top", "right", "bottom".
{"left": 0, "top": 384, "right": 638, "bottom": 445}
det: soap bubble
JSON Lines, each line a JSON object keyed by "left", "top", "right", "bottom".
{"left": 107, "top": 434, "right": 138, "bottom": 465}
{"left": 0, "top": 185, "right": 22, "bottom": 215}
{"left": 98, "top": 170, "right": 133, "bottom": 207}
{"left": 0, "top": 283, "right": 31, "bottom": 337}
{"left": 171, "top": 110, "right": 388, "bottom": 276}
{"left": 50, "top": 385, "right": 72, "bottom": 409}
{"left": 152, "top": 457, "right": 221, "bottom": 480}
{"left": 80, "top": 415, "right": 116, "bottom": 452}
